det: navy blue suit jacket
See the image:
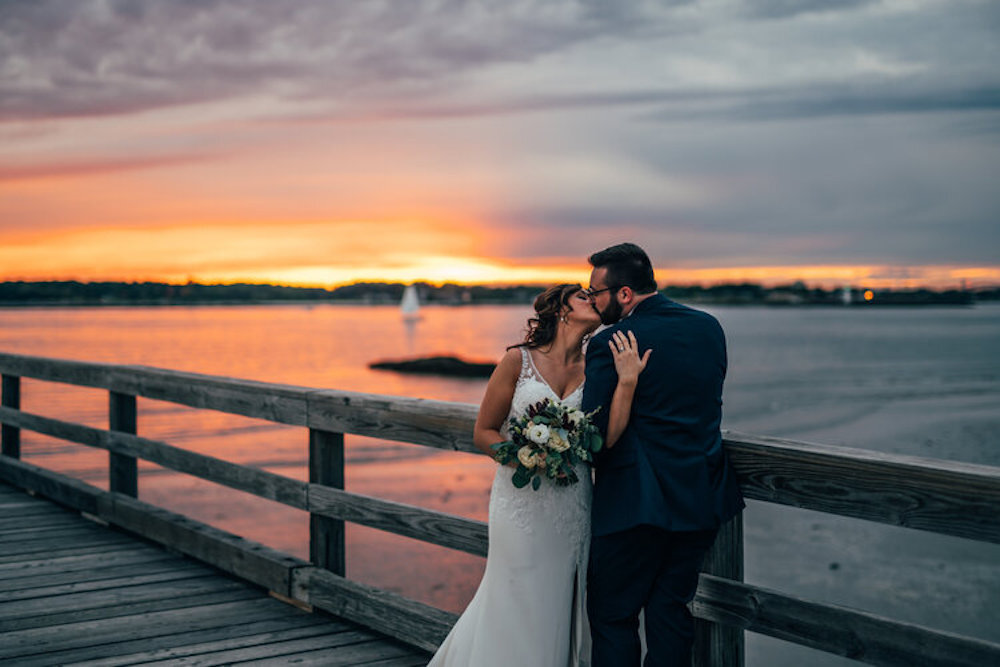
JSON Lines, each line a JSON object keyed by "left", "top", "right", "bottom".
{"left": 583, "top": 294, "right": 744, "bottom": 537}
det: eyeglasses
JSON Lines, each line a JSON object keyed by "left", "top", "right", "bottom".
{"left": 585, "top": 285, "right": 619, "bottom": 298}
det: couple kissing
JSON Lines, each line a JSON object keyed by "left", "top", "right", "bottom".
{"left": 429, "top": 242, "right": 745, "bottom": 667}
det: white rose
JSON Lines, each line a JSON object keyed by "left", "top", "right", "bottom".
{"left": 567, "top": 410, "right": 585, "bottom": 426}
{"left": 525, "top": 423, "right": 551, "bottom": 445}
{"left": 517, "top": 446, "right": 539, "bottom": 468}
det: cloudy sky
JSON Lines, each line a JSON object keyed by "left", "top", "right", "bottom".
{"left": 1, "top": 0, "right": 998, "bottom": 287}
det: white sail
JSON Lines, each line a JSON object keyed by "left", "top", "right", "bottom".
{"left": 401, "top": 284, "right": 421, "bottom": 320}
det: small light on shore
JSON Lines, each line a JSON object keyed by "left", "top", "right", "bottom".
{"left": 864, "top": 290, "right": 875, "bottom": 301}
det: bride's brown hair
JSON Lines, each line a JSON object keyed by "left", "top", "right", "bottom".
{"left": 508, "top": 283, "right": 582, "bottom": 350}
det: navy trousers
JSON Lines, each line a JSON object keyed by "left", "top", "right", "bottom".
{"left": 588, "top": 524, "right": 718, "bottom": 667}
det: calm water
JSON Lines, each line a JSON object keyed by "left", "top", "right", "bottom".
{"left": 2, "top": 302, "right": 998, "bottom": 666}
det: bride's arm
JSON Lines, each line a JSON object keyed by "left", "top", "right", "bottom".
{"left": 604, "top": 330, "right": 651, "bottom": 449}
{"left": 473, "top": 348, "right": 522, "bottom": 457}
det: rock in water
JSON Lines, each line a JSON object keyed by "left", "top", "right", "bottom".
{"left": 369, "top": 355, "right": 496, "bottom": 378}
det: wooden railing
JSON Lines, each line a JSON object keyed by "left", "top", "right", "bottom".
{"left": 0, "top": 351, "right": 998, "bottom": 666}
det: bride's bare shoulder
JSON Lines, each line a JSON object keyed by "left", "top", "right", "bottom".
{"left": 482, "top": 348, "right": 523, "bottom": 396}
{"left": 497, "top": 347, "right": 523, "bottom": 371}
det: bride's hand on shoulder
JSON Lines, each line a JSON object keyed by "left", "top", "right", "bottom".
{"left": 609, "top": 330, "right": 651, "bottom": 386}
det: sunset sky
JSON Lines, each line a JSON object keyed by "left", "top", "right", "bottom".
{"left": 1, "top": 0, "right": 998, "bottom": 288}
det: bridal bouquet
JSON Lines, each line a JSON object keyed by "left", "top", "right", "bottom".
{"left": 491, "top": 398, "right": 603, "bottom": 490}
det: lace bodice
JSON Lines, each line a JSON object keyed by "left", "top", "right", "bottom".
{"left": 490, "top": 348, "right": 592, "bottom": 552}
{"left": 503, "top": 347, "right": 585, "bottom": 428}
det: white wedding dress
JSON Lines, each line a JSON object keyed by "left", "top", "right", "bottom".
{"left": 428, "top": 348, "right": 593, "bottom": 667}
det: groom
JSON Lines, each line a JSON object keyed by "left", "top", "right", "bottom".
{"left": 582, "top": 243, "right": 744, "bottom": 666}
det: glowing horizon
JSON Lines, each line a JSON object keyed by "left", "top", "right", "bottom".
{"left": 2, "top": 218, "right": 996, "bottom": 291}
{"left": 4, "top": 258, "right": 996, "bottom": 291}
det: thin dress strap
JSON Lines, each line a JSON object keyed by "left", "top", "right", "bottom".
{"left": 520, "top": 347, "right": 543, "bottom": 385}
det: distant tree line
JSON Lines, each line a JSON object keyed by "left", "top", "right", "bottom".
{"left": 0, "top": 280, "right": 548, "bottom": 305}
{"left": 0, "top": 280, "right": 994, "bottom": 306}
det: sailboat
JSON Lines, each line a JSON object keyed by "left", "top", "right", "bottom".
{"left": 400, "top": 284, "right": 422, "bottom": 321}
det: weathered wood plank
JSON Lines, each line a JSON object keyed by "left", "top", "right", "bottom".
{"left": 0, "top": 596, "right": 299, "bottom": 660}
{"left": 0, "top": 557, "right": 211, "bottom": 593}
{"left": 0, "top": 587, "right": 263, "bottom": 634}
{"left": 0, "top": 407, "right": 308, "bottom": 508}
{"left": 293, "top": 566, "right": 457, "bottom": 654}
{"left": 105, "top": 493, "right": 308, "bottom": 597}
{"left": 354, "top": 657, "right": 430, "bottom": 667}
{"left": 0, "top": 540, "right": 138, "bottom": 565}
{"left": 0, "top": 499, "right": 56, "bottom": 512}
{"left": 693, "top": 513, "right": 745, "bottom": 667}
{"left": 309, "top": 484, "right": 488, "bottom": 557}
{"left": 52, "top": 615, "right": 335, "bottom": 667}
{"left": 0, "top": 534, "right": 137, "bottom": 563}
{"left": 0, "top": 406, "right": 104, "bottom": 447}
{"left": 131, "top": 629, "right": 381, "bottom": 666}
{"left": 0, "top": 460, "right": 303, "bottom": 595}
{"left": 0, "top": 514, "right": 88, "bottom": 531}
{"left": 0, "top": 354, "right": 308, "bottom": 425}
{"left": 0, "top": 546, "right": 175, "bottom": 580}
{"left": 0, "top": 454, "right": 103, "bottom": 515}
{"left": 0, "top": 353, "right": 111, "bottom": 389}
{"left": 0, "top": 519, "right": 110, "bottom": 537}
{"left": 109, "top": 391, "right": 138, "bottom": 497}
{"left": 692, "top": 573, "right": 1000, "bottom": 667}
{"left": 109, "top": 365, "right": 309, "bottom": 425}
{"left": 724, "top": 431, "right": 1000, "bottom": 544}
{"left": 104, "top": 429, "right": 308, "bottom": 509}
{"left": 234, "top": 638, "right": 419, "bottom": 667}
{"left": 0, "top": 564, "right": 215, "bottom": 602}
{"left": 306, "top": 389, "right": 479, "bottom": 453}
{"left": 1, "top": 373, "right": 20, "bottom": 458}
{"left": 309, "top": 428, "right": 346, "bottom": 575}
{"left": 0, "top": 574, "right": 242, "bottom": 621}
{"left": 0, "top": 527, "right": 131, "bottom": 557}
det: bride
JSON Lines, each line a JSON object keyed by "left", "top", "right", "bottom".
{"left": 429, "top": 284, "right": 649, "bottom": 667}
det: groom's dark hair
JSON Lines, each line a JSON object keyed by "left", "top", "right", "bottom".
{"left": 589, "top": 243, "right": 657, "bottom": 294}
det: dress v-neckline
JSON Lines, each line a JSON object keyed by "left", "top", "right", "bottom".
{"left": 526, "top": 349, "right": 584, "bottom": 401}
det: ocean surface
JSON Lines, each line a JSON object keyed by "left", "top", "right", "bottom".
{"left": 1, "top": 302, "right": 998, "bottom": 666}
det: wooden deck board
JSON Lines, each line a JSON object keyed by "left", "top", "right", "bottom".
{"left": 0, "top": 572, "right": 244, "bottom": 616}
{"left": 131, "top": 629, "right": 384, "bottom": 666}
{"left": 235, "top": 638, "right": 421, "bottom": 666}
{"left": 59, "top": 618, "right": 347, "bottom": 666}
{"left": 0, "top": 557, "right": 213, "bottom": 593}
{"left": 0, "top": 539, "right": 139, "bottom": 563}
{"left": 0, "top": 588, "right": 265, "bottom": 632}
{"left": 0, "top": 545, "right": 177, "bottom": 579}
{"left": 0, "top": 483, "right": 430, "bottom": 666}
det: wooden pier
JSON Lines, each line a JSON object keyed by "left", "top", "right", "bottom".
{"left": 0, "top": 481, "right": 428, "bottom": 666}
{"left": 1, "top": 351, "right": 999, "bottom": 666}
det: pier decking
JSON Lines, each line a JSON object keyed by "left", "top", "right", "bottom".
{"left": 0, "top": 482, "right": 428, "bottom": 666}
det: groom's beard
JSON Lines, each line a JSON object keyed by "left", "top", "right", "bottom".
{"left": 598, "top": 298, "right": 623, "bottom": 325}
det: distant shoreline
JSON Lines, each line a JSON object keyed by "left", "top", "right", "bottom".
{"left": 0, "top": 279, "right": 994, "bottom": 308}
{"left": 0, "top": 298, "right": 989, "bottom": 309}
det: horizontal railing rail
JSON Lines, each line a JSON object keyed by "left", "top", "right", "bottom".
{"left": 1, "top": 351, "right": 998, "bottom": 666}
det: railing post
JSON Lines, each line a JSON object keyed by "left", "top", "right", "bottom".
{"left": 310, "top": 428, "right": 346, "bottom": 576}
{"left": 693, "top": 512, "right": 745, "bottom": 667}
{"left": 109, "top": 391, "right": 138, "bottom": 497}
{"left": 1, "top": 375, "right": 20, "bottom": 458}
